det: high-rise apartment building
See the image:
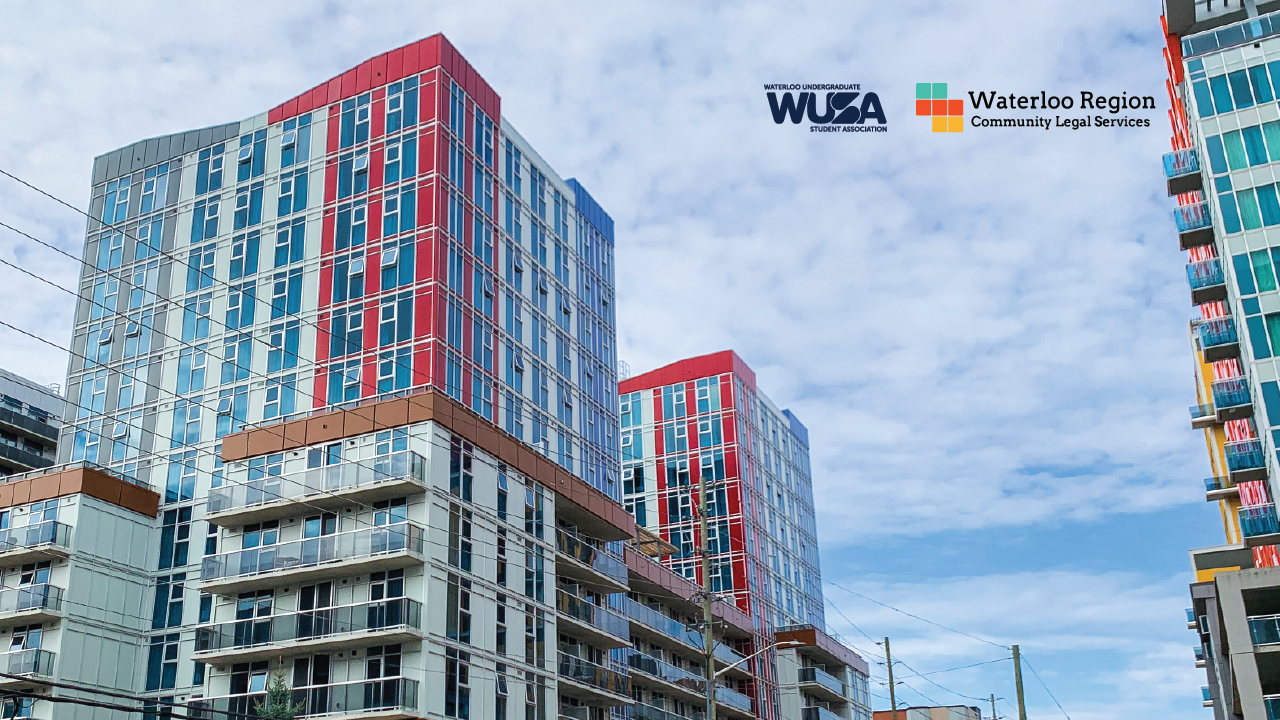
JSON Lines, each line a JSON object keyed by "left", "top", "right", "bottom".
{"left": 0, "top": 32, "right": 816, "bottom": 720}
{"left": 1161, "top": 2, "right": 1280, "bottom": 717}
{"left": 619, "top": 351, "right": 869, "bottom": 720}
{"left": 0, "top": 369, "right": 63, "bottom": 476}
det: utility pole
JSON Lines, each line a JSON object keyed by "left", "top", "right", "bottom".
{"left": 1012, "top": 645, "right": 1028, "bottom": 720}
{"left": 885, "top": 637, "right": 898, "bottom": 720}
{"left": 700, "top": 472, "right": 716, "bottom": 720}
{"left": 990, "top": 693, "right": 998, "bottom": 720}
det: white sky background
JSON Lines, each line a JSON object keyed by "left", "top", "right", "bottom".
{"left": 0, "top": 1, "right": 1214, "bottom": 717}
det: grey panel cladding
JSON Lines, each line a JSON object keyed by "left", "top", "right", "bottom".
{"left": 93, "top": 121, "right": 241, "bottom": 184}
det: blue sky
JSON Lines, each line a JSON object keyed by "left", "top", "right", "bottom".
{"left": 0, "top": 0, "right": 1210, "bottom": 717}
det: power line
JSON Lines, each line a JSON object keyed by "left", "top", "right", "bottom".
{"left": 1021, "top": 654, "right": 1071, "bottom": 720}
{"left": 824, "top": 579, "right": 1009, "bottom": 650}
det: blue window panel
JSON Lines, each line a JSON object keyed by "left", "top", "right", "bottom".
{"left": 1236, "top": 253, "right": 1258, "bottom": 295}
{"left": 1216, "top": 176, "right": 1234, "bottom": 193}
{"left": 1230, "top": 70, "right": 1256, "bottom": 109}
{"left": 1245, "top": 125, "right": 1269, "bottom": 165}
{"left": 1211, "top": 75, "right": 1235, "bottom": 114}
{"left": 1263, "top": 381, "right": 1280, "bottom": 426}
{"left": 1194, "top": 80, "right": 1216, "bottom": 118}
{"left": 1259, "top": 184, "right": 1280, "bottom": 225}
{"left": 1248, "top": 314, "right": 1273, "bottom": 359}
{"left": 1268, "top": 61, "right": 1280, "bottom": 100}
{"left": 1207, "top": 135, "right": 1229, "bottom": 175}
{"left": 1246, "top": 297, "right": 1263, "bottom": 315}
{"left": 1221, "top": 193, "right": 1244, "bottom": 234}
{"left": 1252, "top": 65, "right": 1275, "bottom": 103}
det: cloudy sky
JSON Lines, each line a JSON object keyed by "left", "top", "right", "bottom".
{"left": 0, "top": 0, "right": 1213, "bottom": 717}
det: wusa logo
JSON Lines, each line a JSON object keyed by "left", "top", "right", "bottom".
{"left": 916, "top": 82, "right": 963, "bottom": 133}
{"left": 763, "top": 84, "right": 887, "bottom": 133}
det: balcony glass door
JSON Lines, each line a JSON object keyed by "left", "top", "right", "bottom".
{"left": 301, "top": 513, "right": 337, "bottom": 564}
{"left": 234, "top": 590, "right": 272, "bottom": 646}
{"left": 297, "top": 582, "right": 333, "bottom": 639}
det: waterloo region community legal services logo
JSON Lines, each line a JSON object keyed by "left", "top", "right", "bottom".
{"left": 916, "top": 82, "right": 963, "bottom": 133}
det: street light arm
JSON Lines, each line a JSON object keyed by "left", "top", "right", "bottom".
{"left": 712, "top": 640, "right": 802, "bottom": 679}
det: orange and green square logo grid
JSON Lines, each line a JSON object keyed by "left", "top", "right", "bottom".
{"left": 916, "top": 83, "right": 964, "bottom": 133}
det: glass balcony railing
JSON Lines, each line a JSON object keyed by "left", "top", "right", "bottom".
{"left": 1175, "top": 202, "right": 1212, "bottom": 233}
{"left": 1165, "top": 148, "right": 1201, "bottom": 178}
{"left": 1226, "top": 440, "right": 1266, "bottom": 472}
{"left": 0, "top": 521, "right": 70, "bottom": 556}
{"left": 716, "top": 685, "right": 754, "bottom": 713}
{"left": 1199, "top": 317, "right": 1238, "bottom": 348}
{"left": 1265, "top": 694, "right": 1280, "bottom": 718}
{"left": 802, "top": 707, "right": 845, "bottom": 720}
{"left": 1204, "top": 476, "right": 1231, "bottom": 492}
{"left": 555, "top": 529, "right": 628, "bottom": 585}
{"left": 1240, "top": 504, "right": 1280, "bottom": 538}
{"left": 1190, "top": 404, "right": 1215, "bottom": 422}
{"left": 201, "top": 522, "right": 425, "bottom": 582}
{"left": 191, "top": 678, "right": 418, "bottom": 719}
{"left": 626, "top": 650, "right": 706, "bottom": 694}
{"left": 209, "top": 451, "right": 427, "bottom": 514}
{"left": 556, "top": 590, "right": 630, "bottom": 640}
{"left": 0, "top": 648, "right": 54, "bottom": 678}
{"left": 1187, "top": 258, "right": 1224, "bottom": 290}
{"left": 1194, "top": 644, "right": 1206, "bottom": 662}
{"left": 629, "top": 704, "right": 706, "bottom": 720}
{"left": 1212, "top": 377, "right": 1251, "bottom": 409}
{"left": 713, "top": 642, "right": 746, "bottom": 667}
{"left": 1183, "top": 11, "right": 1280, "bottom": 57}
{"left": 0, "top": 585, "right": 61, "bottom": 616}
{"left": 1251, "top": 614, "right": 1280, "bottom": 645}
{"left": 799, "top": 666, "right": 846, "bottom": 697}
{"left": 195, "top": 598, "right": 422, "bottom": 653}
{"left": 622, "top": 598, "right": 703, "bottom": 649}
{"left": 557, "top": 652, "right": 631, "bottom": 697}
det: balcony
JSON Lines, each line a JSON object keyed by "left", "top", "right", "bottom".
{"left": 1226, "top": 440, "right": 1268, "bottom": 484}
{"left": 1266, "top": 695, "right": 1280, "bottom": 718}
{"left": 1240, "top": 504, "right": 1280, "bottom": 546}
{"left": 0, "top": 585, "right": 62, "bottom": 628}
{"left": 191, "top": 678, "right": 418, "bottom": 720}
{"left": 1250, "top": 614, "right": 1280, "bottom": 645}
{"left": 1187, "top": 608, "right": 1198, "bottom": 630}
{"left": 0, "top": 649, "right": 54, "bottom": 689}
{"left": 799, "top": 666, "right": 847, "bottom": 703}
{"left": 623, "top": 598, "right": 704, "bottom": 652}
{"left": 802, "top": 707, "right": 846, "bottom": 720}
{"left": 1187, "top": 258, "right": 1227, "bottom": 304}
{"left": 209, "top": 451, "right": 428, "bottom": 526}
{"left": 1190, "top": 403, "right": 1217, "bottom": 429}
{"left": 1206, "top": 686, "right": 1215, "bottom": 708}
{"left": 555, "top": 529, "right": 628, "bottom": 592}
{"left": 1205, "top": 476, "right": 1237, "bottom": 502}
{"left": 194, "top": 598, "right": 423, "bottom": 663}
{"left": 630, "top": 704, "right": 705, "bottom": 720}
{"left": 1175, "top": 202, "right": 1214, "bottom": 249}
{"left": 1199, "top": 317, "right": 1240, "bottom": 362}
{"left": 0, "top": 521, "right": 71, "bottom": 566}
{"left": 200, "top": 523, "right": 425, "bottom": 595}
{"left": 556, "top": 590, "right": 630, "bottom": 650}
{"left": 1212, "top": 378, "right": 1254, "bottom": 421}
{"left": 1194, "top": 644, "right": 1206, "bottom": 668}
{"left": 713, "top": 643, "right": 751, "bottom": 679}
{"left": 557, "top": 652, "right": 632, "bottom": 706}
{"left": 1165, "top": 148, "right": 1204, "bottom": 196}
{"left": 715, "top": 685, "right": 755, "bottom": 717}
{"left": 627, "top": 650, "right": 706, "bottom": 703}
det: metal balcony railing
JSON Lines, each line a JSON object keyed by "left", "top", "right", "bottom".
{"left": 626, "top": 649, "right": 706, "bottom": 694}
{"left": 190, "top": 678, "right": 418, "bottom": 719}
{"left": 195, "top": 598, "right": 421, "bottom": 653}
{"left": 1175, "top": 202, "right": 1212, "bottom": 233}
{"left": 1212, "top": 377, "right": 1251, "bottom": 409}
{"left": 799, "top": 666, "right": 846, "bottom": 697}
{"left": 1240, "top": 504, "right": 1280, "bottom": 538}
{"left": 1165, "top": 148, "right": 1201, "bottom": 178}
{"left": 1226, "top": 440, "right": 1266, "bottom": 471}
{"left": 556, "top": 590, "right": 630, "bottom": 641}
{"left": 1199, "top": 316, "right": 1238, "bottom": 348}
{"left": 209, "top": 450, "right": 427, "bottom": 514}
{"left": 555, "top": 529, "right": 628, "bottom": 585}
{"left": 0, "top": 522, "right": 70, "bottom": 555}
{"left": 0, "top": 585, "right": 61, "bottom": 616}
{"left": 0, "top": 649, "right": 54, "bottom": 678}
{"left": 1187, "top": 258, "right": 1224, "bottom": 290}
{"left": 557, "top": 652, "right": 631, "bottom": 697}
{"left": 200, "top": 522, "right": 424, "bottom": 582}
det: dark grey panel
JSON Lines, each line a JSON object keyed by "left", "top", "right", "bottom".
{"left": 197, "top": 127, "right": 214, "bottom": 148}
{"left": 92, "top": 157, "right": 108, "bottom": 185}
{"left": 143, "top": 139, "right": 159, "bottom": 167}
{"left": 183, "top": 131, "right": 201, "bottom": 155}
{"left": 105, "top": 151, "right": 120, "bottom": 180}
{"left": 165, "top": 168, "right": 181, "bottom": 206}
{"left": 156, "top": 135, "right": 171, "bottom": 163}
{"left": 162, "top": 210, "right": 177, "bottom": 252}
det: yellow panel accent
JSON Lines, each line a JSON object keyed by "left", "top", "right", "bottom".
{"left": 932, "top": 116, "right": 948, "bottom": 133}
{"left": 1196, "top": 566, "right": 1242, "bottom": 583}
{"left": 948, "top": 117, "right": 964, "bottom": 132}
